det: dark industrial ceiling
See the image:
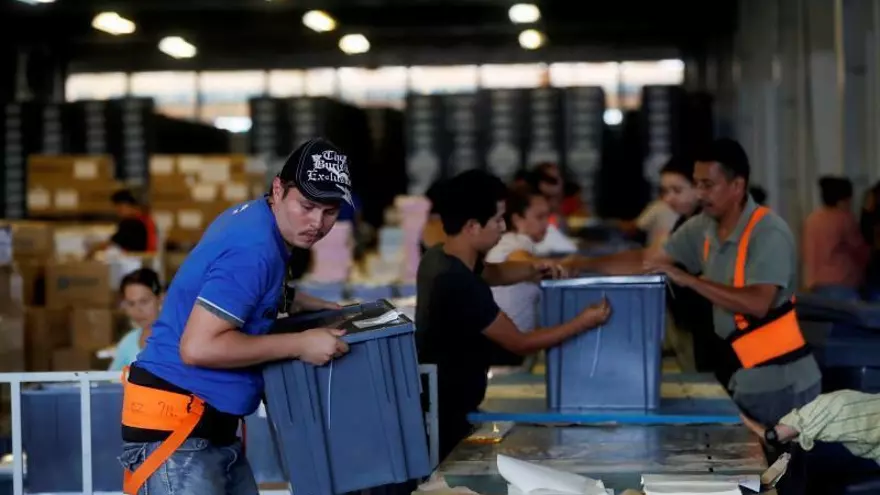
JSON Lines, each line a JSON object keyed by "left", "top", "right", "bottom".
{"left": 1, "top": 0, "right": 738, "bottom": 72}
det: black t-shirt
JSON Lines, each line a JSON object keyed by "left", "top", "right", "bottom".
{"left": 415, "top": 246, "right": 500, "bottom": 420}
{"left": 111, "top": 218, "right": 149, "bottom": 252}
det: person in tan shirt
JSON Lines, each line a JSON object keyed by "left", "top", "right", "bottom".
{"left": 803, "top": 177, "right": 869, "bottom": 301}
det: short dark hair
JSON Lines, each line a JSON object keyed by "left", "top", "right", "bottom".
{"left": 696, "top": 138, "right": 750, "bottom": 183}
{"left": 119, "top": 268, "right": 162, "bottom": 295}
{"left": 438, "top": 170, "right": 507, "bottom": 235}
{"left": 111, "top": 189, "right": 139, "bottom": 206}
{"left": 504, "top": 184, "right": 542, "bottom": 226}
{"left": 660, "top": 156, "right": 695, "bottom": 183}
{"left": 819, "top": 176, "right": 853, "bottom": 207}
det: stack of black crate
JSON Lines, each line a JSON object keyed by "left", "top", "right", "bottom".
{"left": 639, "top": 85, "right": 714, "bottom": 185}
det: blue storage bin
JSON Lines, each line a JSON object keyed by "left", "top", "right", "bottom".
{"left": 245, "top": 413, "right": 286, "bottom": 484}
{"left": 348, "top": 284, "right": 394, "bottom": 302}
{"left": 21, "top": 383, "right": 124, "bottom": 493}
{"left": 298, "top": 281, "right": 346, "bottom": 302}
{"left": 263, "top": 300, "right": 430, "bottom": 495}
{"left": 797, "top": 294, "right": 880, "bottom": 393}
{"left": 542, "top": 275, "right": 666, "bottom": 410}
{"left": 395, "top": 283, "right": 417, "bottom": 298}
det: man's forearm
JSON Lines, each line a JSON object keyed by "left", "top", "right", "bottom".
{"left": 681, "top": 275, "right": 772, "bottom": 317}
{"left": 569, "top": 249, "right": 647, "bottom": 275}
{"left": 482, "top": 261, "right": 537, "bottom": 286}
{"left": 181, "top": 330, "right": 299, "bottom": 368}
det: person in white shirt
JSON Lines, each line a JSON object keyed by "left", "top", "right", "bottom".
{"left": 635, "top": 199, "right": 680, "bottom": 249}
{"left": 486, "top": 185, "right": 605, "bottom": 338}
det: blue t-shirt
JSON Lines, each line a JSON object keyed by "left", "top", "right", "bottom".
{"left": 136, "top": 199, "right": 289, "bottom": 416}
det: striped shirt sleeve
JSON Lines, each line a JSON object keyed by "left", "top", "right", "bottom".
{"left": 779, "top": 390, "right": 880, "bottom": 462}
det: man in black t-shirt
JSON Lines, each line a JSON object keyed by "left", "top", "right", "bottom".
{"left": 416, "top": 170, "right": 611, "bottom": 460}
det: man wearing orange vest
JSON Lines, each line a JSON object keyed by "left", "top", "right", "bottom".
{"left": 580, "top": 138, "right": 821, "bottom": 427}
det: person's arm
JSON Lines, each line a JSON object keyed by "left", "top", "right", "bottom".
{"left": 294, "top": 290, "right": 342, "bottom": 312}
{"left": 179, "top": 247, "right": 348, "bottom": 368}
{"left": 571, "top": 216, "right": 705, "bottom": 275}
{"left": 654, "top": 227, "right": 792, "bottom": 318}
{"left": 484, "top": 298, "right": 611, "bottom": 355}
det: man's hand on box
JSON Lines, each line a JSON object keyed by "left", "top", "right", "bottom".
{"left": 295, "top": 328, "right": 349, "bottom": 366}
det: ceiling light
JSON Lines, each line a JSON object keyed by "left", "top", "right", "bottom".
{"left": 339, "top": 34, "right": 370, "bottom": 55}
{"left": 659, "top": 59, "right": 686, "bottom": 71}
{"left": 508, "top": 3, "right": 540, "bottom": 24}
{"left": 158, "top": 36, "right": 197, "bottom": 59}
{"left": 15, "top": 0, "right": 55, "bottom": 4}
{"left": 92, "top": 12, "right": 136, "bottom": 36}
{"left": 603, "top": 109, "right": 623, "bottom": 126}
{"left": 303, "top": 10, "right": 337, "bottom": 33}
{"left": 518, "top": 29, "right": 545, "bottom": 50}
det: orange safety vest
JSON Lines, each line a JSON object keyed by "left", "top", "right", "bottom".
{"left": 702, "top": 206, "right": 810, "bottom": 369}
{"left": 120, "top": 367, "right": 246, "bottom": 495}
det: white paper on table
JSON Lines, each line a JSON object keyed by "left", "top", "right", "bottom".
{"left": 642, "top": 482, "right": 740, "bottom": 495}
{"left": 497, "top": 454, "right": 608, "bottom": 495}
{"left": 642, "top": 474, "right": 759, "bottom": 492}
{"left": 412, "top": 477, "right": 481, "bottom": 495}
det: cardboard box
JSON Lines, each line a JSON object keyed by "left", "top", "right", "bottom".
{"left": 28, "top": 155, "right": 115, "bottom": 182}
{"left": 25, "top": 307, "right": 71, "bottom": 371}
{"left": 0, "top": 221, "right": 54, "bottom": 261}
{"left": 0, "top": 311, "right": 26, "bottom": 372}
{"left": 17, "top": 260, "right": 45, "bottom": 306}
{"left": 45, "top": 261, "right": 114, "bottom": 308}
{"left": 0, "top": 266, "right": 24, "bottom": 308}
{"left": 71, "top": 309, "right": 127, "bottom": 350}
{"left": 52, "top": 348, "right": 103, "bottom": 371}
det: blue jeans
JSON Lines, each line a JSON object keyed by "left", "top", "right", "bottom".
{"left": 119, "top": 438, "right": 259, "bottom": 495}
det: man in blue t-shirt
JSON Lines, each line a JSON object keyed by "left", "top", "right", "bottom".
{"left": 119, "top": 138, "right": 355, "bottom": 495}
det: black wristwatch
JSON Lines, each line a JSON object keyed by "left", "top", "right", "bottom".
{"left": 764, "top": 427, "right": 783, "bottom": 449}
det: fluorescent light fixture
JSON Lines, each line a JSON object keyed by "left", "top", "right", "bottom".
{"left": 214, "top": 117, "right": 253, "bottom": 133}
{"left": 518, "top": 29, "right": 545, "bottom": 50}
{"left": 339, "top": 34, "right": 370, "bottom": 55}
{"left": 158, "top": 36, "right": 197, "bottom": 59}
{"left": 92, "top": 12, "right": 136, "bottom": 35}
{"left": 604, "top": 109, "right": 623, "bottom": 126}
{"left": 303, "top": 10, "right": 337, "bottom": 33}
{"left": 659, "top": 59, "right": 685, "bottom": 71}
{"left": 15, "top": 0, "right": 55, "bottom": 4}
{"left": 508, "top": 3, "right": 540, "bottom": 24}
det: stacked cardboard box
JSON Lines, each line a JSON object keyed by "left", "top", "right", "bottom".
{"left": 26, "top": 155, "right": 124, "bottom": 217}
{"left": 0, "top": 221, "right": 154, "bottom": 371}
{"left": 149, "top": 154, "right": 267, "bottom": 247}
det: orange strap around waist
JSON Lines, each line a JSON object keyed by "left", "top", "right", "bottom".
{"left": 121, "top": 367, "right": 205, "bottom": 495}
{"left": 730, "top": 308, "right": 806, "bottom": 368}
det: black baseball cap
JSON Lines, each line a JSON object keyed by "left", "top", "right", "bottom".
{"left": 278, "top": 138, "right": 354, "bottom": 206}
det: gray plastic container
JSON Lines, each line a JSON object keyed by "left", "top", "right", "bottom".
{"left": 263, "top": 300, "right": 431, "bottom": 495}
{"left": 542, "top": 275, "right": 666, "bottom": 410}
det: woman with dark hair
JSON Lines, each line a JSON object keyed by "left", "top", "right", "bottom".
{"left": 109, "top": 268, "right": 164, "bottom": 371}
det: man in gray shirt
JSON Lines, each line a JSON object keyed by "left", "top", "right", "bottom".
{"left": 581, "top": 138, "right": 821, "bottom": 425}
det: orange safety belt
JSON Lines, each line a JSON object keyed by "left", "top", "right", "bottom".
{"left": 702, "top": 206, "right": 809, "bottom": 369}
{"left": 120, "top": 366, "right": 205, "bottom": 495}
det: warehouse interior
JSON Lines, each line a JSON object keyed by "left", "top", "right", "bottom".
{"left": 2, "top": 0, "right": 880, "bottom": 494}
